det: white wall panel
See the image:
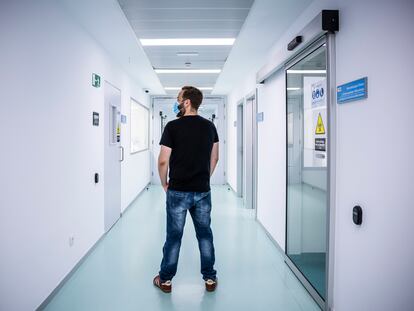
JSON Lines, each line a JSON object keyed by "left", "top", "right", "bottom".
{"left": 256, "top": 72, "right": 287, "bottom": 250}
{"left": 225, "top": 0, "right": 414, "bottom": 310}
{"left": 332, "top": 0, "right": 414, "bottom": 310}
{"left": 226, "top": 75, "right": 256, "bottom": 191}
{"left": 0, "top": 1, "right": 150, "bottom": 310}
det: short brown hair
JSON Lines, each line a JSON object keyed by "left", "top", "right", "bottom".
{"left": 181, "top": 86, "right": 203, "bottom": 110}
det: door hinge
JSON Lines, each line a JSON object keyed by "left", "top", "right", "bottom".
{"left": 224, "top": 171, "right": 226, "bottom": 176}
{"left": 152, "top": 171, "right": 154, "bottom": 176}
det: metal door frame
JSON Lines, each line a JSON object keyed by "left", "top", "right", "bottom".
{"left": 236, "top": 99, "right": 244, "bottom": 197}
{"left": 245, "top": 91, "right": 258, "bottom": 212}
{"left": 284, "top": 33, "right": 336, "bottom": 310}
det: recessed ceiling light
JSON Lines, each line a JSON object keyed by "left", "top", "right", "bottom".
{"left": 286, "top": 70, "right": 326, "bottom": 74}
{"left": 176, "top": 52, "right": 199, "bottom": 57}
{"left": 155, "top": 69, "right": 221, "bottom": 74}
{"left": 164, "top": 87, "right": 181, "bottom": 90}
{"left": 165, "top": 87, "right": 214, "bottom": 91}
{"left": 140, "top": 38, "right": 235, "bottom": 46}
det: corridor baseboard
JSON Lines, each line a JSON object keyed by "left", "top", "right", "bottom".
{"left": 121, "top": 182, "right": 151, "bottom": 217}
{"left": 256, "top": 219, "right": 285, "bottom": 257}
{"left": 37, "top": 182, "right": 151, "bottom": 310}
{"left": 36, "top": 232, "right": 107, "bottom": 311}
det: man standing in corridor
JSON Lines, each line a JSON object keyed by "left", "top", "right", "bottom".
{"left": 153, "top": 86, "right": 219, "bottom": 293}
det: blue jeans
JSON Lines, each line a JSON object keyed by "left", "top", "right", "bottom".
{"left": 159, "top": 190, "right": 217, "bottom": 282}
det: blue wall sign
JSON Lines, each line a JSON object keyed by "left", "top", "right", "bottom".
{"left": 121, "top": 114, "right": 127, "bottom": 124}
{"left": 337, "top": 77, "right": 368, "bottom": 104}
{"left": 257, "top": 112, "right": 264, "bottom": 122}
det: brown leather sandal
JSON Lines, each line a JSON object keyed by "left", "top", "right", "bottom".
{"left": 153, "top": 275, "right": 172, "bottom": 293}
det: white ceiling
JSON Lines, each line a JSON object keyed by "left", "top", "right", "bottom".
{"left": 213, "top": 0, "right": 314, "bottom": 94}
{"left": 60, "top": 0, "right": 315, "bottom": 96}
{"left": 118, "top": 0, "right": 255, "bottom": 95}
{"left": 58, "top": 0, "right": 165, "bottom": 94}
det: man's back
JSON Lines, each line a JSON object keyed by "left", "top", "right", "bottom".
{"left": 155, "top": 86, "right": 218, "bottom": 293}
{"left": 160, "top": 115, "right": 219, "bottom": 192}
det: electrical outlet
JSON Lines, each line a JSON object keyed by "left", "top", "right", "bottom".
{"left": 69, "top": 236, "right": 75, "bottom": 247}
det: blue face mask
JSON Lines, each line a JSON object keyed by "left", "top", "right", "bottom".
{"left": 173, "top": 101, "right": 180, "bottom": 115}
{"left": 173, "top": 101, "right": 184, "bottom": 117}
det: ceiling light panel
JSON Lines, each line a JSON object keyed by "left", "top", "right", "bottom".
{"left": 140, "top": 38, "right": 235, "bottom": 46}
{"left": 158, "top": 75, "right": 218, "bottom": 88}
{"left": 176, "top": 52, "right": 199, "bottom": 57}
{"left": 165, "top": 87, "right": 213, "bottom": 91}
{"left": 155, "top": 69, "right": 221, "bottom": 74}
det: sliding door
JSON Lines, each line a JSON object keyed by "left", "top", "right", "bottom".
{"left": 285, "top": 40, "right": 328, "bottom": 308}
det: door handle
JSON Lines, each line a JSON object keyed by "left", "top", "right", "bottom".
{"left": 120, "top": 146, "right": 124, "bottom": 162}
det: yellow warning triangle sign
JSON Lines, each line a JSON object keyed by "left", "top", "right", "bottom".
{"left": 315, "top": 113, "right": 325, "bottom": 135}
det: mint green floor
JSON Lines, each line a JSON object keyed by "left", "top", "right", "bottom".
{"left": 289, "top": 253, "right": 326, "bottom": 298}
{"left": 43, "top": 186, "right": 320, "bottom": 311}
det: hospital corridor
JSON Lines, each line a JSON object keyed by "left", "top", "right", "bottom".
{"left": 42, "top": 186, "right": 319, "bottom": 311}
{"left": 1, "top": 1, "right": 413, "bottom": 311}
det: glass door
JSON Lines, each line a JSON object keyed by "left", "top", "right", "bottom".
{"left": 286, "top": 41, "right": 328, "bottom": 307}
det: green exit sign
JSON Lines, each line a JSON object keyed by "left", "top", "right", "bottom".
{"left": 92, "top": 73, "right": 101, "bottom": 88}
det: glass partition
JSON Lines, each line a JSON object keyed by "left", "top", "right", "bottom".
{"left": 286, "top": 43, "right": 328, "bottom": 302}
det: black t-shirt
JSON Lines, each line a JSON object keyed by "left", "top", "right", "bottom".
{"left": 160, "top": 115, "right": 219, "bottom": 192}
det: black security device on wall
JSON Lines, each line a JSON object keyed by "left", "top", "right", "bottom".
{"left": 94, "top": 173, "right": 99, "bottom": 184}
{"left": 322, "top": 10, "right": 339, "bottom": 32}
{"left": 93, "top": 112, "right": 99, "bottom": 126}
{"left": 353, "top": 205, "right": 363, "bottom": 225}
{"left": 287, "top": 36, "right": 303, "bottom": 51}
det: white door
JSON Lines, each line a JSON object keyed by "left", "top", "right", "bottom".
{"left": 244, "top": 98, "right": 254, "bottom": 209}
{"left": 237, "top": 103, "right": 244, "bottom": 197}
{"left": 104, "top": 81, "right": 122, "bottom": 232}
{"left": 151, "top": 96, "right": 226, "bottom": 185}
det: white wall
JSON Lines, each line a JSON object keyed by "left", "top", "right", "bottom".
{"left": 226, "top": 75, "right": 256, "bottom": 191}
{"left": 256, "top": 75, "right": 287, "bottom": 250}
{"left": 225, "top": 0, "right": 414, "bottom": 310}
{"left": 0, "top": 1, "right": 150, "bottom": 310}
{"left": 332, "top": 0, "right": 414, "bottom": 310}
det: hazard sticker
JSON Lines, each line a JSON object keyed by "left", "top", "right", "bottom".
{"left": 315, "top": 138, "right": 326, "bottom": 151}
{"left": 315, "top": 113, "right": 325, "bottom": 135}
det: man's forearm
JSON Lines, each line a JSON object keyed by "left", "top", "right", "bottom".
{"left": 158, "top": 163, "right": 168, "bottom": 186}
{"left": 210, "top": 159, "right": 218, "bottom": 176}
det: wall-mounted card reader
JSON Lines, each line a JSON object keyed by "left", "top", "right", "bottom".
{"left": 94, "top": 173, "right": 99, "bottom": 184}
{"left": 93, "top": 112, "right": 99, "bottom": 126}
{"left": 353, "top": 205, "right": 363, "bottom": 225}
